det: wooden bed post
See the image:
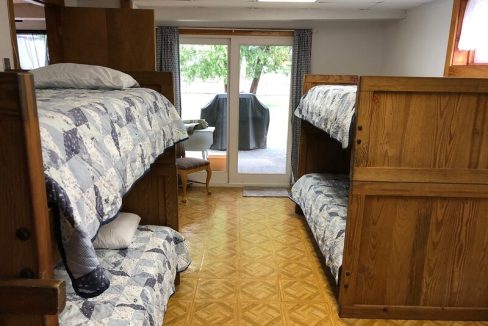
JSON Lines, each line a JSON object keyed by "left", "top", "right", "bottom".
{"left": 0, "top": 72, "right": 64, "bottom": 325}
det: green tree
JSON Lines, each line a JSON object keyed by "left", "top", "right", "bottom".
{"left": 180, "top": 44, "right": 291, "bottom": 94}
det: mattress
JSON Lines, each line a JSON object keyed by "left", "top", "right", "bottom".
{"left": 294, "top": 85, "right": 357, "bottom": 148}
{"left": 37, "top": 87, "right": 188, "bottom": 297}
{"left": 56, "top": 225, "right": 190, "bottom": 326}
{"left": 290, "top": 173, "right": 349, "bottom": 283}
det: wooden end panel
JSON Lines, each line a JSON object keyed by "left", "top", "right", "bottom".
{"left": 353, "top": 87, "right": 488, "bottom": 183}
{"left": 125, "top": 71, "right": 174, "bottom": 104}
{"left": 46, "top": 7, "right": 109, "bottom": 67}
{"left": 46, "top": 7, "right": 155, "bottom": 71}
{"left": 340, "top": 184, "right": 488, "bottom": 319}
{"left": 106, "top": 9, "right": 155, "bottom": 71}
{"left": 303, "top": 75, "right": 359, "bottom": 94}
{"left": 0, "top": 73, "right": 53, "bottom": 280}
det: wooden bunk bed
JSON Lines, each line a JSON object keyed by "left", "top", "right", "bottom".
{"left": 295, "top": 74, "right": 488, "bottom": 321}
{"left": 1, "top": 5, "right": 184, "bottom": 326}
{"left": 0, "top": 70, "right": 180, "bottom": 325}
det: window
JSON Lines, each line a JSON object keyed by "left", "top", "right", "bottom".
{"left": 445, "top": 0, "right": 488, "bottom": 77}
{"left": 16, "top": 31, "right": 48, "bottom": 70}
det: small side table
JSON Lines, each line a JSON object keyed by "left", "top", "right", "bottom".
{"left": 183, "top": 127, "right": 215, "bottom": 159}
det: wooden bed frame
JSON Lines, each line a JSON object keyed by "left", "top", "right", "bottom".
{"left": 297, "top": 74, "right": 488, "bottom": 321}
{"left": 0, "top": 71, "right": 179, "bottom": 326}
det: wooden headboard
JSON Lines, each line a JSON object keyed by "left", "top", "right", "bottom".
{"left": 303, "top": 75, "right": 359, "bottom": 93}
{"left": 126, "top": 71, "right": 175, "bottom": 103}
{"left": 45, "top": 7, "right": 156, "bottom": 71}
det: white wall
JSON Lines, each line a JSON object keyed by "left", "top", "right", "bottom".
{"left": 311, "top": 21, "right": 386, "bottom": 75}
{"left": 157, "top": 18, "right": 388, "bottom": 76}
{"left": 382, "top": 0, "right": 453, "bottom": 77}
{"left": 0, "top": 0, "right": 14, "bottom": 71}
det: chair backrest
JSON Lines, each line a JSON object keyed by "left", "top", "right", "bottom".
{"left": 175, "top": 142, "right": 186, "bottom": 158}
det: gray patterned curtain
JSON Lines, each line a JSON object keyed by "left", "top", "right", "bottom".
{"left": 156, "top": 26, "right": 182, "bottom": 115}
{"left": 290, "top": 29, "right": 312, "bottom": 183}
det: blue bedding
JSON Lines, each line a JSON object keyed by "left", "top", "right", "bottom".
{"left": 290, "top": 173, "right": 349, "bottom": 283}
{"left": 294, "top": 85, "right": 357, "bottom": 148}
{"left": 56, "top": 226, "right": 190, "bottom": 326}
{"left": 38, "top": 87, "right": 187, "bottom": 297}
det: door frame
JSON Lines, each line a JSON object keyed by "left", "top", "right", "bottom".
{"left": 180, "top": 34, "right": 293, "bottom": 186}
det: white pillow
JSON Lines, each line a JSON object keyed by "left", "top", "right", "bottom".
{"left": 93, "top": 212, "right": 141, "bottom": 249}
{"left": 32, "top": 63, "right": 140, "bottom": 89}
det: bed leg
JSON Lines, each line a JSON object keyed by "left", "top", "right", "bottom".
{"left": 294, "top": 204, "right": 303, "bottom": 215}
{"left": 174, "top": 273, "right": 180, "bottom": 286}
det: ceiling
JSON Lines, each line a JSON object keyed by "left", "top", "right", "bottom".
{"left": 130, "top": 0, "right": 439, "bottom": 22}
{"left": 13, "top": 0, "right": 440, "bottom": 25}
{"left": 133, "top": 0, "right": 436, "bottom": 10}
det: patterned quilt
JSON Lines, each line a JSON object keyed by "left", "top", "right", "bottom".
{"left": 56, "top": 225, "right": 191, "bottom": 326}
{"left": 290, "top": 173, "right": 349, "bottom": 283}
{"left": 37, "top": 88, "right": 188, "bottom": 297}
{"left": 294, "top": 85, "right": 357, "bottom": 148}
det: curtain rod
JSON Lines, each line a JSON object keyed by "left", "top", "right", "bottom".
{"left": 178, "top": 28, "right": 294, "bottom": 37}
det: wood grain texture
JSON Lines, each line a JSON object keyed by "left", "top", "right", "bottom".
{"left": 300, "top": 74, "right": 488, "bottom": 320}
{"left": 297, "top": 121, "right": 350, "bottom": 179}
{"left": 0, "top": 73, "right": 53, "bottom": 280}
{"left": 354, "top": 81, "right": 488, "bottom": 175}
{"left": 124, "top": 71, "right": 175, "bottom": 103}
{"left": 303, "top": 74, "right": 359, "bottom": 94}
{"left": 341, "top": 194, "right": 488, "bottom": 320}
{"left": 0, "top": 279, "right": 65, "bottom": 315}
{"left": 45, "top": 7, "right": 155, "bottom": 71}
{"left": 0, "top": 72, "right": 57, "bottom": 325}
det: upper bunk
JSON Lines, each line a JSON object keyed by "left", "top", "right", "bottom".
{"left": 297, "top": 74, "right": 488, "bottom": 186}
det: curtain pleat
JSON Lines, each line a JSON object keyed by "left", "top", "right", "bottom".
{"left": 156, "top": 26, "right": 182, "bottom": 115}
{"left": 290, "top": 29, "right": 312, "bottom": 184}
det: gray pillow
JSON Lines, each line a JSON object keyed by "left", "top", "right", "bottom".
{"left": 32, "top": 63, "right": 139, "bottom": 89}
{"left": 93, "top": 212, "right": 141, "bottom": 249}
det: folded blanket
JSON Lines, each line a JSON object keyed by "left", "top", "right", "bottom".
{"left": 183, "top": 119, "right": 209, "bottom": 135}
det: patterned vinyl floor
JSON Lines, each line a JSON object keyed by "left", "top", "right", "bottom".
{"left": 165, "top": 187, "right": 487, "bottom": 326}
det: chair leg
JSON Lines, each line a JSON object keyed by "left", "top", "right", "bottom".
{"left": 205, "top": 165, "right": 212, "bottom": 195}
{"left": 180, "top": 171, "right": 188, "bottom": 203}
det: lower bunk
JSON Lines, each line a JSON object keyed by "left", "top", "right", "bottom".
{"left": 290, "top": 173, "right": 348, "bottom": 285}
{"left": 55, "top": 225, "right": 189, "bottom": 325}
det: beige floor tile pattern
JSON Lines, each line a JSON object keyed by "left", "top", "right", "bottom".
{"left": 164, "top": 187, "right": 487, "bottom": 326}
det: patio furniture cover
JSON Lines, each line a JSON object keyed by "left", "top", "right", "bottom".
{"left": 200, "top": 93, "right": 270, "bottom": 150}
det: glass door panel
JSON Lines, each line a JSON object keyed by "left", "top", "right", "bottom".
{"left": 237, "top": 45, "right": 292, "bottom": 175}
{"left": 180, "top": 43, "right": 228, "bottom": 172}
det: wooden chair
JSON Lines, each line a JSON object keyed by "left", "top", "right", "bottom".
{"left": 176, "top": 142, "right": 212, "bottom": 203}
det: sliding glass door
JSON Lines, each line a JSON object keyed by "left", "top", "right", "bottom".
{"left": 180, "top": 35, "right": 293, "bottom": 186}
{"left": 180, "top": 38, "right": 229, "bottom": 184}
